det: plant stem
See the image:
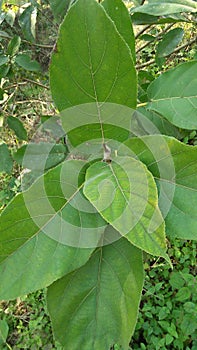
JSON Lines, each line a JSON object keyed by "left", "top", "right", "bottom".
{"left": 136, "top": 37, "right": 196, "bottom": 69}
{"left": 135, "top": 24, "right": 152, "bottom": 39}
{"left": 136, "top": 23, "right": 174, "bottom": 53}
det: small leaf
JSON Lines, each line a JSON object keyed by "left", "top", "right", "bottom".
{"left": 0, "top": 55, "right": 9, "bottom": 67}
{"left": 5, "top": 9, "right": 16, "bottom": 27}
{"left": 165, "top": 334, "right": 174, "bottom": 346}
{"left": 19, "top": 5, "right": 37, "bottom": 42}
{"left": 7, "top": 116, "right": 27, "bottom": 140}
{"left": 175, "top": 287, "right": 191, "bottom": 301}
{"left": 7, "top": 35, "right": 21, "bottom": 56}
{"left": 0, "top": 64, "right": 10, "bottom": 79}
{"left": 169, "top": 272, "right": 185, "bottom": 290}
{"left": 0, "top": 320, "right": 9, "bottom": 345}
{"left": 84, "top": 156, "right": 169, "bottom": 261}
{"left": 156, "top": 28, "right": 184, "bottom": 58}
{"left": 147, "top": 61, "right": 197, "bottom": 130}
{"left": 0, "top": 143, "right": 13, "bottom": 174}
{"left": 15, "top": 54, "right": 41, "bottom": 72}
{"left": 47, "top": 237, "right": 144, "bottom": 350}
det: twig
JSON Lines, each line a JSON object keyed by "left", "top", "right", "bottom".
{"left": 0, "top": 33, "right": 54, "bottom": 49}
{"left": 15, "top": 99, "right": 53, "bottom": 104}
{"left": 23, "top": 78, "right": 50, "bottom": 90}
{"left": 136, "top": 37, "right": 196, "bottom": 69}
{"left": 136, "top": 23, "right": 174, "bottom": 53}
{"left": 136, "top": 59, "right": 155, "bottom": 69}
{"left": 135, "top": 24, "right": 152, "bottom": 39}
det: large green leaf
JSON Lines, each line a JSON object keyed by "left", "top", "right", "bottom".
{"left": 102, "top": 0, "right": 135, "bottom": 63}
{"left": 147, "top": 61, "right": 197, "bottom": 130}
{"left": 84, "top": 156, "right": 170, "bottom": 261}
{"left": 47, "top": 237, "right": 144, "bottom": 350}
{"left": 0, "top": 160, "right": 107, "bottom": 300}
{"left": 49, "top": 0, "right": 74, "bottom": 20}
{"left": 131, "top": 0, "right": 197, "bottom": 16}
{"left": 156, "top": 28, "right": 184, "bottom": 58}
{"left": 123, "top": 135, "right": 197, "bottom": 240}
{"left": 13, "top": 142, "right": 68, "bottom": 171}
{"left": 50, "top": 0, "right": 136, "bottom": 111}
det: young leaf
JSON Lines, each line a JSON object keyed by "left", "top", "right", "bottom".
{"left": 47, "top": 237, "right": 144, "bottom": 350}
{"left": 7, "top": 35, "right": 21, "bottom": 56}
{"left": 84, "top": 156, "right": 169, "bottom": 261}
{"left": 102, "top": 0, "right": 136, "bottom": 63}
{"left": 123, "top": 135, "right": 197, "bottom": 240}
{"left": 50, "top": 0, "right": 137, "bottom": 111}
{"left": 0, "top": 143, "right": 13, "bottom": 174}
{"left": 156, "top": 28, "right": 184, "bottom": 58}
{"left": 7, "top": 116, "right": 27, "bottom": 141}
{"left": 0, "top": 160, "right": 106, "bottom": 300}
{"left": 15, "top": 54, "right": 41, "bottom": 72}
{"left": 19, "top": 5, "right": 37, "bottom": 42}
{"left": 130, "top": 0, "right": 197, "bottom": 16}
{"left": 147, "top": 61, "right": 197, "bottom": 130}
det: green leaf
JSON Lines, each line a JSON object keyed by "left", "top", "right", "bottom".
{"left": 147, "top": 61, "right": 197, "bottom": 130}
{"left": 0, "top": 320, "right": 9, "bottom": 345}
{"left": 102, "top": 0, "right": 135, "bottom": 63}
{"left": 5, "top": 9, "right": 15, "bottom": 27}
{"left": 0, "top": 143, "right": 13, "bottom": 174}
{"left": 165, "top": 334, "right": 174, "bottom": 345}
{"left": 84, "top": 156, "right": 169, "bottom": 261}
{"left": 175, "top": 287, "right": 191, "bottom": 301}
{"left": 47, "top": 237, "right": 144, "bottom": 350}
{"left": 7, "top": 35, "right": 21, "bottom": 56}
{"left": 49, "top": 0, "right": 74, "bottom": 20}
{"left": 15, "top": 54, "right": 41, "bottom": 72}
{"left": 0, "top": 160, "right": 106, "bottom": 300}
{"left": 13, "top": 143, "right": 68, "bottom": 171}
{"left": 50, "top": 0, "right": 137, "bottom": 111}
{"left": 169, "top": 271, "right": 185, "bottom": 289}
{"left": 0, "top": 64, "right": 10, "bottom": 78}
{"left": 131, "top": 12, "right": 187, "bottom": 25}
{"left": 19, "top": 5, "right": 37, "bottom": 42}
{"left": 123, "top": 135, "right": 197, "bottom": 240}
{"left": 156, "top": 28, "right": 184, "bottom": 58}
{"left": 0, "top": 55, "right": 9, "bottom": 66}
{"left": 7, "top": 116, "right": 27, "bottom": 140}
{"left": 131, "top": 0, "right": 197, "bottom": 16}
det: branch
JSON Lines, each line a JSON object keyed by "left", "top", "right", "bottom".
{"left": 136, "top": 23, "right": 174, "bottom": 53}
{"left": 136, "top": 37, "right": 197, "bottom": 69}
{"left": 23, "top": 78, "right": 50, "bottom": 90}
{"left": 135, "top": 25, "right": 152, "bottom": 39}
